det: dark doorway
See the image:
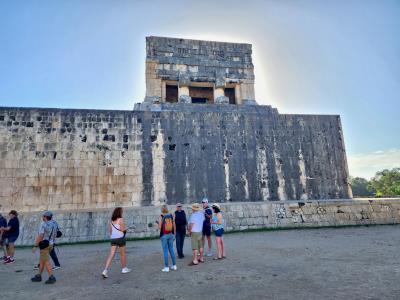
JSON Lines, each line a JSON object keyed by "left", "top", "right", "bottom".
{"left": 191, "top": 97, "right": 208, "bottom": 104}
{"left": 225, "top": 87, "right": 236, "bottom": 104}
{"left": 166, "top": 85, "right": 178, "bottom": 103}
{"left": 189, "top": 86, "right": 214, "bottom": 103}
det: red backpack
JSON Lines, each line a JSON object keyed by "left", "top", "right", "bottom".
{"left": 162, "top": 214, "right": 174, "bottom": 235}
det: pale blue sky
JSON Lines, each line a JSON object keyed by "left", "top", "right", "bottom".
{"left": 0, "top": 0, "right": 399, "bottom": 178}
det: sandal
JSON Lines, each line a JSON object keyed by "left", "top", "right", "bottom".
{"left": 188, "top": 261, "right": 199, "bottom": 266}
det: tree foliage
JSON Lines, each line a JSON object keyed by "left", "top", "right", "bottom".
{"left": 350, "top": 177, "right": 375, "bottom": 197}
{"left": 369, "top": 168, "right": 400, "bottom": 197}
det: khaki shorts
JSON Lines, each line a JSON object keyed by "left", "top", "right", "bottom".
{"left": 40, "top": 245, "right": 53, "bottom": 262}
{"left": 191, "top": 232, "right": 203, "bottom": 251}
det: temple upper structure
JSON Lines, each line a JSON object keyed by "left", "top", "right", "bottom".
{"left": 144, "top": 36, "right": 257, "bottom": 105}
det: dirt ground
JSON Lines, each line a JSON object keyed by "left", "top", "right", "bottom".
{"left": 1, "top": 225, "right": 400, "bottom": 300}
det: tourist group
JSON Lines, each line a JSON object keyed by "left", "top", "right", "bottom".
{"left": 0, "top": 198, "right": 226, "bottom": 284}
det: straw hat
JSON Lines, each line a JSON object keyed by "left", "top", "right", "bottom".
{"left": 191, "top": 203, "right": 202, "bottom": 211}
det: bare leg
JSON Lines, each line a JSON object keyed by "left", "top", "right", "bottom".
{"left": 199, "top": 247, "right": 204, "bottom": 261}
{"left": 207, "top": 236, "right": 212, "bottom": 252}
{"left": 119, "top": 246, "right": 126, "bottom": 268}
{"left": 7, "top": 243, "right": 15, "bottom": 258}
{"left": 39, "top": 259, "right": 45, "bottom": 274}
{"left": 45, "top": 260, "right": 53, "bottom": 276}
{"left": 1, "top": 242, "right": 6, "bottom": 257}
{"left": 221, "top": 237, "right": 226, "bottom": 257}
{"left": 215, "top": 237, "right": 222, "bottom": 258}
{"left": 105, "top": 246, "right": 117, "bottom": 270}
{"left": 192, "top": 249, "right": 198, "bottom": 264}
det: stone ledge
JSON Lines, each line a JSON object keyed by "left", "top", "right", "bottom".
{"left": 14, "top": 198, "right": 400, "bottom": 245}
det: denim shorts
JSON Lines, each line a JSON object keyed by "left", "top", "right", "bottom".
{"left": 214, "top": 228, "right": 224, "bottom": 237}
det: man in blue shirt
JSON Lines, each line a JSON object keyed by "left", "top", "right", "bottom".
{"left": 0, "top": 210, "right": 20, "bottom": 264}
{"left": 201, "top": 198, "right": 213, "bottom": 257}
{"left": 0, "top": 213, "right": 8, "bottom": 260}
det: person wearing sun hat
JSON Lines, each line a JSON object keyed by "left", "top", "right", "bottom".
{"left": 187, "top": 203, "right": 205, "bottom": 265}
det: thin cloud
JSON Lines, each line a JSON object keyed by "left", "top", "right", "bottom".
{"left": 348, "top": 148, "right": 400, "bottom": 179}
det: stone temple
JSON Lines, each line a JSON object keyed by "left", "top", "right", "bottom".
{"left": 0, "top": 36, "right": 352, "bottom": 215}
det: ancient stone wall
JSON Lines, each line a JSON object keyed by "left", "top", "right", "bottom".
{"left": 14, "top": 199, "right": 400, "bottom": 245}
{"left": 0, "top": 104, "right": 351, "bottom": 213}
{"left": 145, "top": 36, "right": 255, "bottom": 103}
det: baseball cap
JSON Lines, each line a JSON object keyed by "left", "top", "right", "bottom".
{"left": 43, "top": 211, "right": 53, "bottom": 217}
{"left": 176, "top": 203, "right": 182, "bottom": 207}
{"left": 201, "top": 198, "right": 208, "bottom": 203}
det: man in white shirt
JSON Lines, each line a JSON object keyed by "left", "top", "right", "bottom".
{"left": 188, "top": 203, "right": 205, "bottom": 265}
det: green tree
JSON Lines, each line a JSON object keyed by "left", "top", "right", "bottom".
{"left": 369, "top": 168, "right": 400, "bottom": 197}
{"left": 350, "top": 177, "right": 375, "bottom": 197}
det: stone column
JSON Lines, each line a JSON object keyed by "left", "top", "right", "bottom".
{"left": 178, "top": 86, "right": 191, "bottom": 103}
{"left": 178, "top": 72, "right": 191, "bottom": 103}
{"left": 214, "top": 87, "right": 225, "bottom": 99}
{"left": 214, "top": 77, "right": 229, "bottom": 104}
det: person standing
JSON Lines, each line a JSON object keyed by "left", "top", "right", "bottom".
{"left": 157, "top": 205, "right": 177, "bottom": 272}
{"left": 201, "top": 198, "right": 213, "bottom": 256}
{"left": 0, "top": 213, "right": 7, "bottom": 260}
{"left": 188, "top": 203, "right": 205, "bottom": 266}
{"left": 211, "top": 204, "right": 226, "bottom": 260}
{"left": 174, "top": 203, "right": 187, "bottom": 259}
{"left": 102, "top": 207, "right": 131, "bottom": 278}
{"left": 33, "top": 212, "right": 61, "bottom": 270}
{"left": 1, "top": 210, "right": 19, "bottom": 264}
{"left": 31, "top": 211, "right": 57, "bottom": 284}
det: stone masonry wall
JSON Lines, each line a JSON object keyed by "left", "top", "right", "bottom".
{"left": 146, "top": 36, "right": 254, "bottom": 82}
{"left": 0, "top": 104, "right": 351, "bottom": 213}
{"left": 145, "top": 36, "right": 255, "bottom": 101}
{"left": 15, "top": 199, "right": 400, "bottom": 245}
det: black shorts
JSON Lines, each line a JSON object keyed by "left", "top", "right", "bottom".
{"left": 202, "top": 224, "right": 211, "bottom": 236}
{"left": 110, "top": 237, "right": 126, "bottom": 247}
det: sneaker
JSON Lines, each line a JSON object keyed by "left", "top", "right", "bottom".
{"left": 161, "top": 267, "right": 170, "bottom": 272}
{"left": 45, "top": 275, "right": 56, "bottom": 284}
{"left": 31, "top": 274, "right": 42, "bottom": 282}
{"left": 52, "top": 266, "right": 61, "bottom": 270}
{"left": 101, "top": 269, "right": 108, "bottom": 278}
{"left": 121, "top": 267, "right": 131, "bottom": 274}
{"left": 170, "top": 265, "right": 177, "bottom": 271}
{"left": 33, "top": 264, "right": 39, "bottom": 270}
{"left": 206, "top": 251, "right": 213, "bottom": 257}
{"left": 4, "top": 258, "right": 15, "bottom": 264}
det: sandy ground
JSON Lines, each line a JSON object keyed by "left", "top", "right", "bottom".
{"left": 1, "top": 225, "right": 400, "bottom": 300}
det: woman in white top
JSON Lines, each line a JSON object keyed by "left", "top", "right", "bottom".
{"left": 102, "top": 207, "right": 131, "bottom": 278}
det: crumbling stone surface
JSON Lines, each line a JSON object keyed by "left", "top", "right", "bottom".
{"left": 178, "top": 95, "right": 191, "bottom": 103}
{"left": 215, "top": 95, "right": 229, "bottom": 104}
{"left": 13, "top": 198, "right": 400, "bottom": 245}
{"left": 0, "top": 104, "right": 351, "bottom": 213}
